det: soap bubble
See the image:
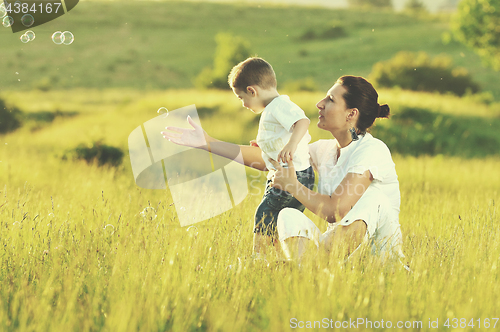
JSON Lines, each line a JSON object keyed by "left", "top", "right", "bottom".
{"left": 140, "top": 207, "right": 157, "bottom": 221}
{"left": 20, "top": 34, "right": 29, "bottom": 43}
{"left": 104, "top": 224, "right": 115, "bottom": 236}
{"left": 2, "top": 16, "right": 14, "bottom": 28}
{"left": 21, "top": 14, "right": 34, "bottom": 27}
{"left": 186, "top": 225, "right": 198, "bottom": 236}
{"left": 62, "top": 31, "right": 74, "bottom": 45}
{"left": 52, "top": 31, "right": 64, "bottom": 44}
{"left": 25, "top": 30, "right": 35, "bottom": 41}
{"left": 157, "top": 107, "right": 169, "bottom": 117}
{"left": 0, "top": 4, "right": 6, "bottom": 18}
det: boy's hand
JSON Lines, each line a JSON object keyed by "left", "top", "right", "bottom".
{"left": 277, "top": 142, "right": 298, "bottom": 163}
{"left": 249, "top": 140, "right": 259, "bottom": 147}
{"left": 161, "top": 115, "right": 208, "bottom": 148}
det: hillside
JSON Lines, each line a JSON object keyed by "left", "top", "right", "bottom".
{"left": 1, "top": 1, "right": 498, "bottom": 98}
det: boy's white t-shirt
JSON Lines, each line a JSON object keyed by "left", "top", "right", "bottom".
{"left": 256, "top": 95, "right": 311, "bottom": 172}
{"left": 308, "top": 133, "right": 401, "bottom": 221}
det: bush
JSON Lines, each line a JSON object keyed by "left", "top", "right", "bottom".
{"left": 299, "top": 23, "right": 347, "bottom": 41}
{"left": 371, "top": 107, "right": 500, "bottom": 157}
{"left": 0, "top": 99, "right": 22, "bottom": 134}
{"left": 404, "top": 0, "right": 427, "bottom": 13}
{"left": 195, "top": 33, "right": 252, "bottom": 89}
{"left": 369, "top": 51, "right": 479, "bottom": 96}
{"left": 348, "top": 0, "right": 392, "bottom": 9}
{"left": 63, "top": 141, "right": 124, "bottom": 167}
{"left": 321, "top": 25, "right": 348, "bottom": 39}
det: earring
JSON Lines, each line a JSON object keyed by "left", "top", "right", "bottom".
{"left": 349, "top": 127, "right": 359, "bottom": 141}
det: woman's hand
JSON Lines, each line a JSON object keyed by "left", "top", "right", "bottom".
{"left": 161, "top": 115, "right": 209, "bottom": 148}
{"left": 268, "top": 159, "right": 299, "bottom": 194}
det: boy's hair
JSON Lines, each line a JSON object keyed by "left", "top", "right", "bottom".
{"left": 228, "top": 57, "right": 277, "bottom": 91}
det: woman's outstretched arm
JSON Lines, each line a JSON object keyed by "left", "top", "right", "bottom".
{"left": 161, "top": 115, "right": 267, "bottom": 171}
{"left": 269, "top": 159, "right": 372, "bottom": 223}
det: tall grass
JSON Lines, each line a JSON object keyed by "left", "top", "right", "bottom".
{"left": 1, "top": 88, "right": 499, "bottom": 330}
{"left": 1, "top": 146, "right": 499, "bottom": 331}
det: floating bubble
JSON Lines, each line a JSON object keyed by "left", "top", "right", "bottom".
{"left": 140, "top": 207, "right": 157, "bottom": 221}
{"left": 21, "top": 14, "right": 34, "bottom": 27}
{"left": 104, "top": 224, "right": 115, "bottom": 235}
{"left": 2, "top": 16, "right": 14, "bottom": 28}
{"left": 25, "top": 30, "right": 35, "bottom": 41}
{"left": 62, "top": 31, "right": 74, "bottom": 45}
{"left": 52, "top": 31, "right": 64, "bottom": 44}
{"left": 186, "top": 225, "right": 198, "bottom": 236}
{"left": 0, "top": 3, "right": 6, "bottom": 18}
{"left": 157, "top": 107, "right": 169, "bottom": 117}
{"left": 20, "top": 34, "right": 29, "bottom": 43}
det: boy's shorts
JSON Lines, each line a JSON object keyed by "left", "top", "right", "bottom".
{"left": 254, "top": 166, "right": 315, "bottom": 238}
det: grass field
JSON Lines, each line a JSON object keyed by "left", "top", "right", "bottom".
{"left": 1, "top": 0, "right": 500, "bottom": 330}
{"left": 1, "top": 1, "right": 500, "bottom": 99}
{"left": 1, "top": 87, "right": 499, "bottom": 331}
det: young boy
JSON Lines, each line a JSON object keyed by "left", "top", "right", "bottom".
{"left": 228, "top": 57, "right": 315, "bottom": 260}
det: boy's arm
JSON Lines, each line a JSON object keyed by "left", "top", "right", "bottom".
{"left": 277, "top": 118, "right": 310, "bottom": 163}
{"left": 162, "top": 115, "right": 267, "bottom": 171}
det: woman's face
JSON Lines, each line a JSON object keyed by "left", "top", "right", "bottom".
{"left": 316, "top": 83, "right": 350, "bottom": 132}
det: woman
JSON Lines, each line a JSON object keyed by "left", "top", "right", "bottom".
{"left": 270, "top": 76, "right": 404, "bottom": 262}
{"left": 162, "top": 75, "right": 404, "bottom": 263}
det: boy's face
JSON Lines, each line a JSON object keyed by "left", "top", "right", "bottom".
{"left": 232, "top": 87, "right": 263, "bottom": 114}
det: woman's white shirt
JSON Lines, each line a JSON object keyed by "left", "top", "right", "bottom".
{"left": 308, "top": 133, "right": 400, "bottom": 221}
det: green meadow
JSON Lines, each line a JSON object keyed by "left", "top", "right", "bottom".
{"left": 1, "top": 0, "right": 500, "bottom": 331}
{"left": 1, "top": 0, "right": 500, "bottom": 98}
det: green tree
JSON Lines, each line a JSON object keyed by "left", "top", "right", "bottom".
{"left": 452, "top": 0, "right": 500, "bottom": 70}
{"left": 195, "top": 33, "right": 252, "bottom": 89}
{"left": 348, "top": 0, "right": 393, "bottom": 9}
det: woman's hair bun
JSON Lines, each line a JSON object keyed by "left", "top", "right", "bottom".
{"left": 377, "top": 104, "right": 390, "bottom": 118}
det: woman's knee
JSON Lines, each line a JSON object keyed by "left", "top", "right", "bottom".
{"left": 276, "top": 207, "right": 300, "bottom": 229}
{"left": 324, "top": 219, "right": 367, "bottom": 255}
{"left": 277, "top": 208, "right": 320, "bottom": 245}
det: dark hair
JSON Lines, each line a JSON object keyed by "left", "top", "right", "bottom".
{"left": 228, "top": 57, "right": 277, "bottom": 91}
{"left": 336, "top": 75, "right": 390, "bottom": 134}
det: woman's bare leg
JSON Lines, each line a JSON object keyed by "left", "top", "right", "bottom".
{"left": 322, "top": 219, "right": 367, "bottom": 258}
{"left": 281, "top": 237, "right": 315, "bottom": 262}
